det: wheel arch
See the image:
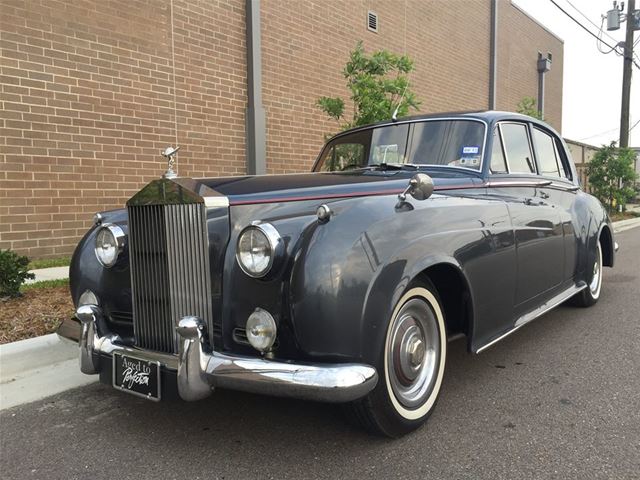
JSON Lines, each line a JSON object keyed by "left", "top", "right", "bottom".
{"left": 414, "top": 262, "right": 475, "bottom": 350}
{"left": 598, "top": 223, "right": 614, "bottom": 267}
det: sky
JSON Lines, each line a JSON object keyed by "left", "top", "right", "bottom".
{"left": 513, "top": 0, "right": 639, "bottom": 147}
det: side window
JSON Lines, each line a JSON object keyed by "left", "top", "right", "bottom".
{"left": 500, "top": 123, "right": 535, "bottom": 174}
{"left": 490, "top": 127, "right": 508, "bottom": 173}
{"left": 532, "top": 127, "right": 560, "bottom": 177}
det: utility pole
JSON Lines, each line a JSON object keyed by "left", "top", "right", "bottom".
{"left": 619, "top": 0, "right": 636, "bottom": 148}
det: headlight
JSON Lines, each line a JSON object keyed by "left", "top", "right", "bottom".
{"left": 236, "top": 223, "right": 282, "bottom": 278}
{"left": 246, "top": 308, "right": 277, "bottom": 352}
{"left": 95, "top": 223, "right": 126, "bottom": 267}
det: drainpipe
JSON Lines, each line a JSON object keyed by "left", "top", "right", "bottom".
{"left": 245, "top": 0, "right": 266, "bottom": 175}
{"left": 537, "top": 52, "right": 552, "bottom": 119}
{"left": 488, "top": 0, "right": 498, "bottom": 110}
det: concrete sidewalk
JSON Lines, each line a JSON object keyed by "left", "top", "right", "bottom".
{"left": 24, "top": 266, "right": 69, "bottom": 284}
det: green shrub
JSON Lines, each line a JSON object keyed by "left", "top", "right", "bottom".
{"left": 0, "top": 250, "right": 35, "bottom": 298}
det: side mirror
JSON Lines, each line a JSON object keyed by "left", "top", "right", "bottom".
{"left": 398, "top": 173, "right": 434, "bottom": 202}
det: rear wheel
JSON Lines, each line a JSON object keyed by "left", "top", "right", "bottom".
{"left": 571, "top": 238, "right": 603, "bottom": 307}
{"left": 347, "top": 281, "right": 447, "bottom": 437}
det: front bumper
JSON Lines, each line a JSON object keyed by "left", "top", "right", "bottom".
{"left": 57, "top": 306, "right": 378, "bottom": 403}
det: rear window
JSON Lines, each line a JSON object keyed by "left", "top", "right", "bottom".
{"left": 500, "top": 123, "right": 535, "bottom": 173}
{"left": 532, "top": 127, "right": 560, "bottom": 177}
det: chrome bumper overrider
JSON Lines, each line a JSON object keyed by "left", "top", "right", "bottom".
{"left": 58, "top": 306, "right": 378, "bottom": 403}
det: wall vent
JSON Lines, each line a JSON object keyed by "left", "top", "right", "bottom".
{"left": 367, "top": 11, "right": 378, "bottom": 33}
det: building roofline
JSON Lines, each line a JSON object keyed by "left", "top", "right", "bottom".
{"left": 564, "top": 138, "right": 599, "bottom": 149}
{"left": 510, "top": 1, "right": 565, "bottom": 44}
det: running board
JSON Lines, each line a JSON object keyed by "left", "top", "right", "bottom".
{"left": 475, "top": 283, "right": 587, "bottom": 354}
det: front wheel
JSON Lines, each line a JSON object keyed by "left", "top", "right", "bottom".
{"left": 571, "top": 238, "right": 603, "bottom": 308}
{"left": 347, "top": 281, "right": 447, "bottom": 437}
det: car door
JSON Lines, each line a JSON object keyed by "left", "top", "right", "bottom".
{"left": 488, "top": 122, "right": 564, "bottom": 309}
{"left": 529, "top": 125, "right": 580, "bottom": 285}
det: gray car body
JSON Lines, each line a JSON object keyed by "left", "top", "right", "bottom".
{"left": 69, "top": 111, "right": 615, "bottom": 369}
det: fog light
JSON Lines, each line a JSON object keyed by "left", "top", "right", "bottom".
{"left": 78, "top": 290, "right": 99, "bottom": 307}
{"left": 246, "top": 308, "right": 276, "bottom": 353}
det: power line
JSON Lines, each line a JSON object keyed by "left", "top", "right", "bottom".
{"left": 548, "top": 0, "right": 619, "bottom": 50}
{"left": 564, "top": 0, "right": 619, "bottom": 44}
{"left": 577, "top": 119, "right": 639, "bottom": 141}
{"left": 548, "top": 0, "right": 640, "bottom": 69}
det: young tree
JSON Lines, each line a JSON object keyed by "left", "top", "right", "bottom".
{"left": 316, "top": 41, "right": 420, "bottom": 132}
{"left": 586, "top": 142, "right": 637, "bottom": 212}
{"left": 516, "top": 97, "right": 543, "bottom": 120}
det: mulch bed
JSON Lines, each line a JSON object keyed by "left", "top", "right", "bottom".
{"left": 0, "top": 286, "right": 74, "bottom": 344}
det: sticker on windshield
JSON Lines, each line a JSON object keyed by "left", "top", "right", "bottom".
{"left": 462, "top": 146, "right": 480, "bottom": 155}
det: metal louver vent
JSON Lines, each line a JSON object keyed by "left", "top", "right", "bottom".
{"left": 128, "top": 203, "right": 212, "bottom": 354}
{"left": 367, "top": 11, "right": 378, "bottom": 33}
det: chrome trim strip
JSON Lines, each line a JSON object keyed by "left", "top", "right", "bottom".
{"left": 71, "top": 307, "right": 378, "bottom": 404}
{"left": 475, "top": 283, "right": 587, "bottom": 353}
{"left": 486, "top": 180, "right": 553, "bottom": 188}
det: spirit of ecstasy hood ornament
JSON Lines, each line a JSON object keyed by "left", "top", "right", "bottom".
{"left": 162, "top": 146, "right": 180, "bottom": 179}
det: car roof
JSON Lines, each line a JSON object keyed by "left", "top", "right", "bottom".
{"left": 330, "top": 110, "right": 552, "bottom": 140}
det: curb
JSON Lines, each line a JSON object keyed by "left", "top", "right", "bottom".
{"left": 613, "top": 217, "right": 640, "bottom": 234}
{"left": 0, "top": 334, "right": 77, "bottom": 379}
{"left": 0, "top": 334, "right": 97, "bottom": 411}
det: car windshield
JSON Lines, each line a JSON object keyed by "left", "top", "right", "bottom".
{"left": 315, "top": 119, "right": 485, "bottom": 172}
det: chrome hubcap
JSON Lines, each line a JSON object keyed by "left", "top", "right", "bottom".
{"left": 589, "top": 243, "right": 602, "bottom": 295}
{"left": 387, "top": 298, "right": 440, "bottom": 409}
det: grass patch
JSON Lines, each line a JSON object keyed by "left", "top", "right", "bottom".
{"left": 610, "top": 211, "right": 640, "bottom": 222}
{"left": 21, "top": 278, "right": 70, "bottom": 292}
{"left": 27, "top": 257, "right": 71, "bottom": 270}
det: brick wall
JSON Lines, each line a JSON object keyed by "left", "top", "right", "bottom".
{"left": 496, "top": 1, "right": 563, "bottom": 130}
{"left": 1, "top": 0, "right": 564, "bottom": 259}
{"left": 261, "top": 0, "right": 493, "bottom": 174}
{"left": 0, "top": 0, "right": 246, "bottom": 258}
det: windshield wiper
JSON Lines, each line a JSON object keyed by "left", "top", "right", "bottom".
{"left": 365, "top": 163, "right": 419, "bottom": 171}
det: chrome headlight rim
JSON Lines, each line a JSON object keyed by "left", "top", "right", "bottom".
{"left": 94, "top": 223, "right": 126, "bottom": 268}
{"left": 236, "top": 222, "right": 283, "bottom": 278}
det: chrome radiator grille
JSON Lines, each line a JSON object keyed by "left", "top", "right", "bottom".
{"left": 128, "top": 203, "right": 212, "bottom": 353}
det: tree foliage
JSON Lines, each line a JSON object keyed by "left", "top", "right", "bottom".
{"left": 316, "top": 41, "right": 420, "bottom": 132}
{"left": 516, "top": 97, "right": 543, "bottom": 120}
{"left": 586, "top": 142, "right": 637, "bottom": 212}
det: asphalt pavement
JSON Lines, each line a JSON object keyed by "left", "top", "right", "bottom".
{"left": 1, "top": 229, "right": 639, "bottom": 480}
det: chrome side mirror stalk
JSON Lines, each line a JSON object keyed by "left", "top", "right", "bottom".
{"left": 398, "top": 173, "right": 434, "bottom": 202}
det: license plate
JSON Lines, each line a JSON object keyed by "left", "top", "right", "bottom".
{"left": 112, "top": 353, "right": 161, "bottom": 401}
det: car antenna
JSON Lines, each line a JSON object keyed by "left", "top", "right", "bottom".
{"left": 391, "top": 83, "right": 409, "bottom": 122}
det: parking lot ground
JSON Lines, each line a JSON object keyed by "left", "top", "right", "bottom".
{"left": 1, "top": 229, "right": 639, "bottom": 480}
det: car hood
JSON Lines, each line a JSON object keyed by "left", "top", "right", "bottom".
{"left": 127, "top": 170, "right": 483, "bottom": 207}
{"left": 194, "top": 170, "right": 483, "bottom": 206}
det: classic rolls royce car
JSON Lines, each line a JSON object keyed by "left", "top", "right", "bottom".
{"left": 58, "top": 111, "right": 617, "bottom": 437}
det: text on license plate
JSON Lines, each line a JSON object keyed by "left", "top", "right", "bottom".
{"left": 112, "top": 353, "right": 161, "bottom": 401}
